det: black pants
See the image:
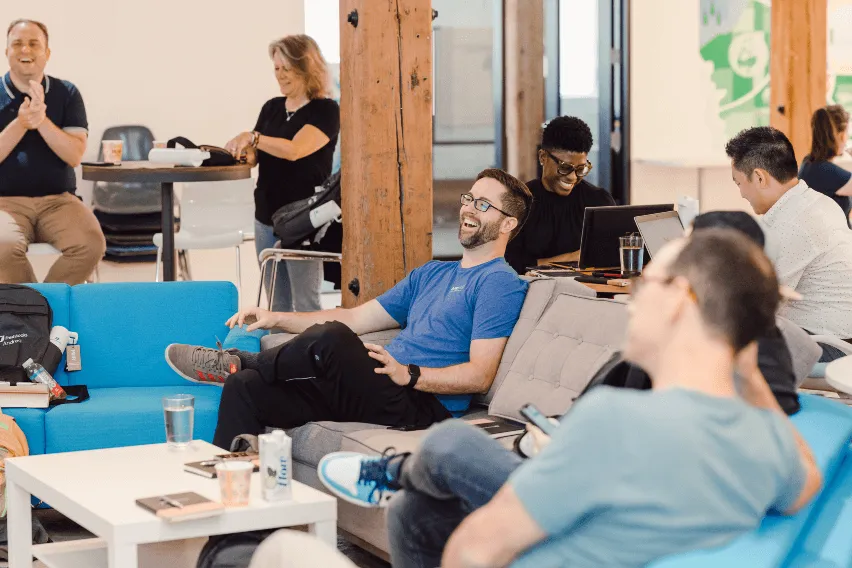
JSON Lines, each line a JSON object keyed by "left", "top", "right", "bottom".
{"left": 213, "top": 322, "right": 452, "bottom": 449}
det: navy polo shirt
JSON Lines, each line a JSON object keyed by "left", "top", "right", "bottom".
{"left": 0, "top": 73, "right": 88, "bottom": 197}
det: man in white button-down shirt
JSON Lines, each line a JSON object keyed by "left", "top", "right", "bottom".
{"left": 725, "top": 126, "right": 852, "bottom": 361}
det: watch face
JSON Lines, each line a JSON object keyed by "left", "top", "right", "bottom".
{"left": 408, "top": 364, "right": 421, "bottom": 377}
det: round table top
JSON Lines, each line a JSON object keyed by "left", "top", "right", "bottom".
{"left": 82, "top": 161, "right": 253, "bottom": 183}
{"left": 825, "top": 355, "right": 852, "bottom": 395}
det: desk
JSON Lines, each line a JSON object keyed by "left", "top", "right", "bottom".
{"left": 826, "top": 356, "right": 852, "bottom": 395}
{"left": 83, "top": 162, "right": 252, "bottom": 281}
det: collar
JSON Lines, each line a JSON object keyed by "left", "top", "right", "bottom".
{"left": 762, "top": 179, "right": 809, "bottom": 226}
{"left": 2, "top": 72, "right": 50, "bottom": 100}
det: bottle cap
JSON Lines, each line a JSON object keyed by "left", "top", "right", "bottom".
{"left": 23, "top": 358, "right": 33, "bottom": 367}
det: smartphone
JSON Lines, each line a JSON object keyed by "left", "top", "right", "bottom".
{"left": 519, "top": 403, "right": 558, "bottom": 436}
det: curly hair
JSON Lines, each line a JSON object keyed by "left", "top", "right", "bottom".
{"left": 268, "top": 34, "right": 331, "bottom": 100}
{"left": 541, "top": 116, "right": 594, "bottom": 154}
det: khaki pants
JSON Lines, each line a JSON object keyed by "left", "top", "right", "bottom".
{"left": 0, "top": 193, "right": 106, "bottom": 285}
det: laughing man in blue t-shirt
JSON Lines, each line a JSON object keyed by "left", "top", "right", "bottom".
{"left": 165, "top": 168, "right": 533, "bottom": 448}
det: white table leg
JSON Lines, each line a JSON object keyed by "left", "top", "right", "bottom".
{"left": 308, "top": 520, "right": 337, "bottom": 547}
{"left": 7, "top": 478, "right": 32, "bottom": 568}
{"left": 108, "top": 542, "right": 138, "bottom": 568}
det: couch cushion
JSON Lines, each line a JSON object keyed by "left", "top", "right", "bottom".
{"left": 489, "top": 291, "right": 628, "bottom": 420}
{"left": 43, "top": 385, "right": 222, "bottom": 453}
{"left": 649, "top": 394, "right": 852, "bottom": 568}
{"left": 23, "top": 284, "right": 71, "bottom": 386}
{"left": 68, "top": 282, "right": 237, "bottom": 388}
{"left": 4, "top": 408, "right": 47, "bottom": 455}
{"left": 775, "top": 316, "right": 821, "bottom": 386}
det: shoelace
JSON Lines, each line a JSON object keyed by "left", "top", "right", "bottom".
{"left": 191, "top": 339, "right": 230, "bottom": 375}
{"left": 359, "top": 447, "right": 397, "bottom": 504}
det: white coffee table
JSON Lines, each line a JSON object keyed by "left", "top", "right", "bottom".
{"left": 826, "top": 355, "right": 852, "bottom": 395}
{"left": 5, "top": 441, "right": 337, "bottom": 568}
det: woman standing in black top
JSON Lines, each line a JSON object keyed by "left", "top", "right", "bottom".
{"left": 225, "top": 34, "right": 340, "bottom": 312}
{"left": 799, "top": 105, "right": 852, "bottom": 226}
{"left": 505, "top": 116, "right": 615, "bottom": 274}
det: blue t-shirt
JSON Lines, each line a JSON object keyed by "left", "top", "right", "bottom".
{"left": 0, "top": 73, "right": 88, "bottom": 197}
{"left": 799, "top": 158, "right": 852, "bottom": 224}
{"left": 509, "top": 387, "right": 805, "bottom": 568}
{"left": 377, "top": 258, "right": 527, "bottom": 369}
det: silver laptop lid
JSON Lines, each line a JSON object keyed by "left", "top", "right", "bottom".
{"left": 634, "top": 211, "right": 684, "bottom": 259}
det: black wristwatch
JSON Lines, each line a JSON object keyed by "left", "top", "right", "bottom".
{"left": 406, "top": 364, "right": 421, "bottom": 389}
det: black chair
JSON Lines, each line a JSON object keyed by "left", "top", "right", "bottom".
{"left": 92, "top": 125, "right": 162, "bottom": 215}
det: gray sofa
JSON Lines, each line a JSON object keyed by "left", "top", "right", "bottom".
{"left": 261, "top": 277, "right": 822, "bottom": 558}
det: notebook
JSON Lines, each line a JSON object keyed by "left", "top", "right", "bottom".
{"left": 184, "top": 453, "right": 260, "bottom": 478}
{"left": 135, "top": 492, "right": 224, "bottom": 522}
{"left": 0, "top": 383, "right": 49, "bottom": 408}
{"left": 466, "top": 416, "right": 525, "bottom": 439}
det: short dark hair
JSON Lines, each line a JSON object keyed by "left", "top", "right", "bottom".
{"left": 6, "top": 19, "right": 49, "bottom": 47}
{"left": 808, "top": 105, "right": 849, "bottom": 163}
{"left": 475, "top": 168, "right": 533, "bottom": 240}
{"left": 692, "top": 211, "right": 765, "bottom": 248}
{"left": 667, "top": 229, "right": 780, "bottom": 351}
{"left": 724, "top": 126, "right": 798, "bottom": 183}
{"left": 541, "top": 116, "right": 593, "bottom": 154}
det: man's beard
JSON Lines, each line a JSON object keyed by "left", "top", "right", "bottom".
{"left": 458, "top": 217, "right": 501, "bottom": 249}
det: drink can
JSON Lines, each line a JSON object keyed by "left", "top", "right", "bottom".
{"left": 259, "top": 430, "right": 292, "bottom": 501}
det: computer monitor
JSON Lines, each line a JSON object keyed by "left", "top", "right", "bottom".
{"left": 578, "top": 204, "right": 675, "bottom": 269}
{"left": 634, "top": 211, "right": 685, "bottom": 260}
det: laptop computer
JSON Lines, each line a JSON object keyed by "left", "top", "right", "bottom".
{"left": 634, "top": 211, "right": 685, "bottom": 259}
{"left": 578, "top": 204, "right": 675, "bottom": 269}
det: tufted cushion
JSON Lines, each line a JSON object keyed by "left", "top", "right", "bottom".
{"left": 488, "top": 290, "right": 628, "bottom": 421}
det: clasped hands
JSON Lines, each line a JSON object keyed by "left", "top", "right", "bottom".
{"left": 17, "top": 80, "right": 46, "bottom": 130}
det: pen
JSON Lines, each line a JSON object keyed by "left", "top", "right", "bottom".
{"left": 159, "top": 495, "right": 185, "bottom": 509}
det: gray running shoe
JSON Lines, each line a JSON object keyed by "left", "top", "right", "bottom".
{"left": 165, "top": 340, "right": 241, "bottom": 386}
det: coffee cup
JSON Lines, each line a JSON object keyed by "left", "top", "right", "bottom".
{"left": 101, "top": 140, "right": 123, "bottom": 164}
{"left": 49, "top": 326, "right": 78, "bottom": 354}
{"left": 152, "top": 140, "right": 167, "bottom": 149}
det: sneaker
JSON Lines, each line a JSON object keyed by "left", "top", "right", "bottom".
{"left": 165, "top": 340, "right": 241, "bottom": 386}
{"left": 318, "top": 449, "right": 404, "bottom": 508}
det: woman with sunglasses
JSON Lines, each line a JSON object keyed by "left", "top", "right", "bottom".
{"left": 504, "top": 116, "right": 615, "bottom": 274}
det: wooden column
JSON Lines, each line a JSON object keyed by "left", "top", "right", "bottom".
{"left": 339, "top": 0, "right": 433, "bottom": 307}
{"left": 504, "top": 0, "right": 545, "bottom": 181}
{"left": 770, "top": 0, "right": 827, "bottom": 161}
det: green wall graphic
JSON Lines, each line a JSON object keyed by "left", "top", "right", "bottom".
{"left": 700, "top": 0, "right": 771, "bottom": 137}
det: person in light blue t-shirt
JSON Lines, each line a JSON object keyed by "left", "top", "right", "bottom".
{"left": 318, "top": 230, "right": 822, "bottom": 568}
{"left": 163, "top": 169, "right": 533, "bottom": 448}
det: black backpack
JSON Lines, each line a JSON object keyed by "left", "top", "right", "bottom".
{"left": 196, "top": 530, "right": 277, "bottom": 568}
{"left": 0, "top": 285, "right": 54, "bottom": 383}
{"left": 271, "top": 171, "right": 341, "bottom": 249}
{"left": 167, "top": 137, "right": 238, "bottom": 167}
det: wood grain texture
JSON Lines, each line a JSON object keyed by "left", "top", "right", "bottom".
{"left": 770, "top": 0, "right": 827, "bottom": 162}
{"left": 340, "top": 0, "right": 433, "bottom": 307}
{"left": 82, "top": 162, "right": 252, "bottom": 183}
{"left": 504, "top": 0, "right": 545, "bottom": 182}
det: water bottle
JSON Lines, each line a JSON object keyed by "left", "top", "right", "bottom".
{"left": 22, "top": 358, "right": 67, "bottom": 401}
{"left": 259, "top": 429, "right": 292, "bottom": 501}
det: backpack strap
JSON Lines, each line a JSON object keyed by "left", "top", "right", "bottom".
{"left": 167, "top": 136, "right": 198, "bottom": 149}
{"left": 48, "top": 385, "right": 89, "bottom": 406}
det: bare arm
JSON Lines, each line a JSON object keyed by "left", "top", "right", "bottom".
{"left": 834, "top": 175, "right": 852, "bottom": 196}
{"left": 0, "top": 118, "right": 27, "bottom": 164}
{"left": 365, "top": 336, "right": 508, "bottom": 395}
{"left": 37, "top": 120, "right": 86, "bottom": 167}
{"left": 442, "top": 484, "right": 546, "bottom": 568}
{"left": 736, "top": 343, "right": 822, "bottom": 514}
{"left": 256, "top": 124, "right": 330, "bottom": 161}
{"left": 228, "top": 299, "right": 399, "bottom": 336}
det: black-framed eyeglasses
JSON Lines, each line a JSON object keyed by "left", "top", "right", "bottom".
{"left": 460, "top": 193, "right": 513, "bottom": 217}
{"left": 543, "top": 150, "right": 593, "bottom": 177}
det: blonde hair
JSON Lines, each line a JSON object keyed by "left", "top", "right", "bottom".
{"left": 268, "top": 34, "right": 331, "bottom": 100}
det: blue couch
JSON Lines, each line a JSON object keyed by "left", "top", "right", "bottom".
{"left": 5, "top": 282, "right": 236, "bottom": 454}
{"left": 650, "top": 394, "right": 852, "bottom": 567}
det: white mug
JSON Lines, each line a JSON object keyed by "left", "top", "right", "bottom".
{"left": 49, "top": 326, "right": 78, "bottom": 354}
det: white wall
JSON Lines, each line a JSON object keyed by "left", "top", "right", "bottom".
{"left": 0, "top": 1, "right": 304, "bottom": 165}
{"left": 630, "top": 0, "right": 751, "bottom": 212}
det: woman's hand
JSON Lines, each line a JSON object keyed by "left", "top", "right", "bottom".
{"left": 224, "top": 132, "right": 254, "bottom": 159}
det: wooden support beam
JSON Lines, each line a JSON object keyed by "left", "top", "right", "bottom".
{"left": 339, "top": 0, "right": 433, "bottom": 307}
{"left": 770, "top": 0, "right": 827, "bottom": 161}
{"left": 504, "top": 0, "right": 545, "bottom": 182}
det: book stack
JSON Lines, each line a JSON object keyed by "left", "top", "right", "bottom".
{"left": 0, "top": 383, "right": 49, "bottom": 408}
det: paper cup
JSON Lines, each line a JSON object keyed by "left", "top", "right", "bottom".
{"left": 101, "top": 140, "right": 123, "bottom": 164}
{"left": 152, "top": 140, "right": 167, "bottom": 149}
{"left": 216, "top": 461, "right": 253, "bottom": 507}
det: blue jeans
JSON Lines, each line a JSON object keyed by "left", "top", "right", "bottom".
{"left": 254, "top": 220, "right": 322, "bottom": 313}
{"left": 388, "top": 420, "right": 523, "bottom": 568}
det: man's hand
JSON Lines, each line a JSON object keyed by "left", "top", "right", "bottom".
{"left": 17, "top": 97, "right": 46, "bottom": 130}
{"left": 225, "top": 306, "right": 280, "bottom": 332}
{"left": 364, "top": 343, "right": 408, "bottom": 385}
{"left": 224, "top": 132, "right": 254, "bottom": 159}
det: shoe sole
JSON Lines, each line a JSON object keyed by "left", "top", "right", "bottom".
{"left": 317, "top": 452, "right": 393, "bottom": 509}
{"left": 164, "top": 344, "right": 225, "bottom": 387}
